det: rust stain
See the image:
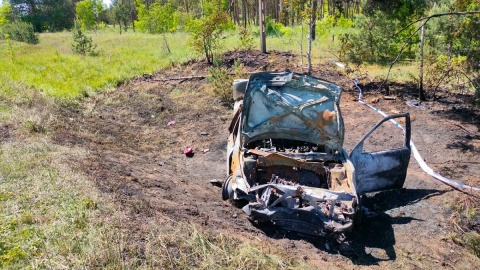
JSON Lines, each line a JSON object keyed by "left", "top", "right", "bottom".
{"left": 314, "top": 110, "right": 336, "bottom": 128}
{"left": 231, "top": 149, "right": 241, "bottom": 175}
{"left": 257, "top": 153, "right": 326, "bottom": 176}
{"left": 269, "top": 114, "right": 288, "bottom": 126}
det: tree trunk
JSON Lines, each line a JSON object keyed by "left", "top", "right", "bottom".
{"left": 419, "top": 21, "right": 426, "bottom": 101}
{"left": 300, "top": 21, "right": 304, "bottom": 72}
{"left": 259, "top": 0, "right": 266, "bottom": 53}
{"left": 311, "top": 0, "right": 317, "bottom": 40}
{"left": 307, "top": 0, "right": 313, "bottom": 73}
{"left": 242, "top": 0, "right": 247, "bottom": 28}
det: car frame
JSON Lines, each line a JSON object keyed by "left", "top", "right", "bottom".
{"left": 223, "top": 71, "right": 411, "bottom": 235}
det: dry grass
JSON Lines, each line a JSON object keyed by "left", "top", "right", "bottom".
{"left": 138, "top": 223, "right": 312, "bottom": 269}
{"left": 446, "top": 182, "right": 480, "bottom": 258}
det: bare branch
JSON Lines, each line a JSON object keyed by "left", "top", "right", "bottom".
{"left": 391, "top": 11, "right": 480, "bottom": 39}
{"left": 377, "top": 21, "right": 426, "bottom": 92}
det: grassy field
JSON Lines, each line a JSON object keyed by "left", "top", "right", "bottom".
{"left": 0, "top": 27, "right": 420, "bottom": 268}
{"left": 0, "top": 27, "right": 418, "bottom": 100}
{"left": 0, "top": 31, "right": 195, "bottom": 99}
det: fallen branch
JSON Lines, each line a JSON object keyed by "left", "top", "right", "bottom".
{"left": 147, "top": 71, "right": 259, "bottom": 82}
{"left": 150, "top": 75, "right": 208, "bottom": 82}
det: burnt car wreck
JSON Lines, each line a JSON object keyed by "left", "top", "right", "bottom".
{"left": 223, "top": 71, "right": 411, "bottom": 236}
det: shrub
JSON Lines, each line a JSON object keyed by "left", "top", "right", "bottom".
{"left": 188, "top": 10, "right": 230, "bottom": 64}
{"left": 0, "top": 4, "right": 13, "bottom": 27}
{"left": 336, "top": 15, "right": 354, "bottom": 28}
{"left": 208, "top": 66, "right": 231, "bottom": 106}
{"left": 339, "top": 12, "right": 407, "bottom": 64}
{"left": 316, "top": 14, "right": 335, "bottom": 38}
{"left": 464, "top": 231, "right": 480, "bottom": 258}
{"left": 237, "top": 27, "right": 254, "bottom": 50}
{"left": 266, "top": 17, "right": 284, "bottom": 36}
{"left": 425, "top": 54, "right": 470, "bottom": 98}
{"left": 1, "top": 21, "right": 39, "bottom": 44}
{"left": 71, "top": 21, "right": 97, "bottom": 55}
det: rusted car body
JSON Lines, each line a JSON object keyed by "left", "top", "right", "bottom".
{"left": 223, "top": 71, "right": 411, "bottom": 235}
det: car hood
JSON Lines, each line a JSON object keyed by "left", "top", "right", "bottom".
{"left": 241, "top": 71, "right": 344, "bottom": 152}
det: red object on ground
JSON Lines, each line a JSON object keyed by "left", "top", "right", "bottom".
{"left": 183, "top": 147, "right": 193, "bottom": 155}
{"left": 167, "top": 121, "right": 176, "bottom": 126}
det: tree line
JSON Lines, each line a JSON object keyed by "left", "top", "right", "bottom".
{"left": 0, "top": 0, "right": 367, "bottom": 34}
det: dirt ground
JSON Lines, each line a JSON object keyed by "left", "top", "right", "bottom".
{"left": 53, "top": 50, "right": 480, "bottom": 268}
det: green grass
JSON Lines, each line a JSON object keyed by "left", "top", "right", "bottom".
{"left": 0, "top": 26, "right": 420, "bottom": 101}
{"left": 0, "top": 142, "right": 102, "bottom": 268}
{"left": 140, "top": 223, "right": 315, "bottom": 269}
{"left": 0, "top": 30, "right": 197, "bottom": 99}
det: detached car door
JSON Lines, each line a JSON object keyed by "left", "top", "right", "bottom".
{"left": 350, "top": 113, "right": 411, "bottom": 194}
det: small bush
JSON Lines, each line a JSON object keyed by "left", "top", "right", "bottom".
{"left": 1, "top": 21, "right": 39, "bottom": 44}
{"left": 464, "top": 231, "right": 480, "bottom": 258}
{"left": 188, "top": 10, "right": 230, "bottom": 64}
{"left": 336, "top": 15, "right": 354, "bottom": 28}
{"left": 208, "top": 66, "right": 232, "bottom": 106}
{"left": 72, "top": 21, "right": 97, "bottom": 56}
{"left": 237, "top": 27, "right": 253, "bottom": 50}
{"left": 280, "top": 26, "right": 294, "bottom": 37}
{"left": 24, "top": 118, "right": 46, "bottom": 134}
{"left": 266, "top": 17, "right": 284, "bottom": 36}
{"left": 448, "top": 192, "right": 480, "bottom": 258}
{"left": 233, "top": 60, "right": 248, "bottom": 79}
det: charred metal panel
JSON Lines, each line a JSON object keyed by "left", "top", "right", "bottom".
{"left": 250, "top": 149, "right": 327, "bottom": 176}
{"left": 350, "top": 114, "right": 411, "bottom": 194}
{"left": 242, "top": 72, "right": 344, "bottom": 152}
{"left": 245, "top": 206, "right": 353, "bottom": 235}
{"left": 352, "top": 149, "right": 410, "bottom": 193}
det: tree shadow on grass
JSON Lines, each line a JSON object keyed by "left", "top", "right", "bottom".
{"left": 250, "top": 188, "right": 447, "bottom": 266}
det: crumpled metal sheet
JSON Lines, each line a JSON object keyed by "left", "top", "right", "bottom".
{"left": 241, "top": 71, "right": 344, "bottom": 153}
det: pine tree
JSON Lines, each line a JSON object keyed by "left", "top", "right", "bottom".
{"left": 71, "top": 21, "right": 97, "bottom": 55}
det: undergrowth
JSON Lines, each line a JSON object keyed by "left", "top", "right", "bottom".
{"left": 208, "top": 60, "right": 248, "bottom": 107}
{"left": 447, "top": 188, "right": 480, "bottom": 258}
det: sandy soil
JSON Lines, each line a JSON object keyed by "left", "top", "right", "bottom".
{"left": 53, "top": 50, "right": 480, "bottom": 269}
